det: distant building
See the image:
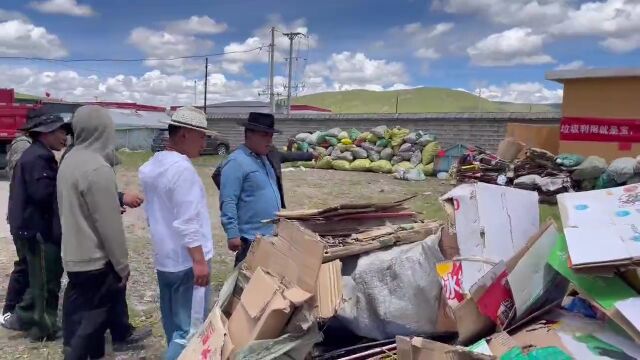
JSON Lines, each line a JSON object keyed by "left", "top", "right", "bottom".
{"left": 546, "top": 67, "right": 640, "bottom": 161}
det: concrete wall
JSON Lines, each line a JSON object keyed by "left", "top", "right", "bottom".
{"left": 207, "top": 112, "right": 561, "bottom": 152}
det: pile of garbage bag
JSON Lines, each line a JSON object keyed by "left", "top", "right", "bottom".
{"left": 456, "top": 140, "right": 640, "bottom": 202}
{"left": 291, "top": 126, "right": 440, "bottom": 179}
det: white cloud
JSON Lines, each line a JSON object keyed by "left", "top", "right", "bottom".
{"left": 128, "top": 27, "right": 213, "bottom": 74}
{"left": 474, "top": 82, "right": 563, "bottom": 104}
{"left": 0, "top": 19, "right": 67, "bottom": 58}
{"left": 29, "top": 0, "right": 95, "bottom": 17}
{"left": 432, "top": 0, "right": 571, "bottom": 28}
{"left": 0, "top": 9, "right": 29, "bottom": 22}
{"left": 554, "top": 60, "right": 586, "bottom": 70}
{"left": 166, "top": 16, "right": 228, "bottom": 35}
{"left": 600, "top": 34, "right": 640, "bottom": 53}
{"left": 467, "top": 27, "right": 554, "bottom": 66}
{"left": 414, "top": 47, "right": 441, "bottom": 60}
{"left": 221, "top": 17, "right": 319, "bottom": 73}
{"left": 2, "top": 66, "right": 263, "bottom": 106}
{"left": 551, "top": 0, "right": 640, "bottom": 52}
{"left": 303, "top": 52, "right": 409, "bottom": 92}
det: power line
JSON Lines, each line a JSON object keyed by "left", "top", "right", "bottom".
{"left": 0, "top": 46, "right": 265, "bottom": 63}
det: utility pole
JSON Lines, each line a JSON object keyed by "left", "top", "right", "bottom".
{"left": 269, "top": 27, "right": 276, "bottom": 113}
{"left": 193, "top": 80, "right": 197, "bottom": 105}
{"left": 204, "top": 57, "right": 209, "bottom": 114}
{"left": 283, "top": 32, "right": 304, "bottom": 115}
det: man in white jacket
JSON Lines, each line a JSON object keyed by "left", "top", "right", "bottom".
{"left": 139, "top": 106, "right": 214, "bottom": 360}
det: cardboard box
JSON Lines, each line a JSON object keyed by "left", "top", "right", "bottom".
{"left": 396, "top": 336, "right": 494, "bottom": 360}
{"left": 227, "top": 267, "right": 306, "bottom": 349}
{"left": 506, "top": 123, "right": 560, "bottom": 156}
{"left": 178, "top": 307, "right": 227, "bottom": 360}
{"left": 245, "top": 219, "right": 325, "bottom": 294}
{"left": 314, "top": 260, "right": 343, "bottom": 320}
{"left": 440, "top": 183, "right": 540, "bottom": 292}
{"left": 557, "top": 185, "right": 640, "bottom": 270}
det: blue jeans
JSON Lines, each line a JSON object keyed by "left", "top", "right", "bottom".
{"left": 157, "top": 262, "right": 212, "bottom": 360}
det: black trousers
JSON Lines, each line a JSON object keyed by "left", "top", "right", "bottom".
{"left": 3, "top": 236, "right": 29, "bottom": 315}
{"left": 63, "top": 264, "right": 123, "bottom": 360}
{"left": 233, "top": 237, "right": 252, "bottom": 267}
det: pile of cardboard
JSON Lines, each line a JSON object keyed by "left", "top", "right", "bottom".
{"left": 388, "top": 183, "right": 640, "bottom": 359}
{"left": 179, "top": 220, "right": 326, "bottom": 359}
{"left": 277, "top": 195, "right": 442, "bottom": 262}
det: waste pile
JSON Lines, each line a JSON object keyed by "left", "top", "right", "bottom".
{"left": 180, "top": 184, "right": 640, "bottom": 360}
{"left": 291, "top": 126, "right": 441, "bottom": 179}
{"left": 455, "top": 137, "right": 640, "bottom": 203}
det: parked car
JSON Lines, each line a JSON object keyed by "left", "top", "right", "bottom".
{"left": 151, "top": 129, "right": 230, "bottom": 155}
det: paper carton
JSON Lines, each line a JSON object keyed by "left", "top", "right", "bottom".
{"left": 440, "top": 183, "right": 539, "bottom": 292}
{"left": 396, "top": 336, "right": 494, "bottom": 360}
{"left": 245, "top": 220, "right": 324, "bottom": 294}
{"left": 557, "top": 185, "right": 640, "bottom": 270}
{"left": 314, "top": 260, "right": 343, "bottom": 320}
{"left": 227, "top": 268, "right": 306, "bottom": 349}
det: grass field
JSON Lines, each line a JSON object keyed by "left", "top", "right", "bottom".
{"left": 0, "top": 150, "right": 560, "bottom": 359}
{"left": 291, "top": 87, "right": 560, "bottom": 114}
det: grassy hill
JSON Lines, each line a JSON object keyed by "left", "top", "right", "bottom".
{"left": 291, "top": 87, "right": 559, "bottom": 113}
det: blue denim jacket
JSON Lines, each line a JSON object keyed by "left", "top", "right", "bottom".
{"left": 219, "top": 145, "right": 282, "bottom": 241}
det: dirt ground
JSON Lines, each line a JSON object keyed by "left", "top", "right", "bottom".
{"left": 0, "top": 152, "right": 457, "bottom": 359}
{"left": 0, "top": 152, "right": 559, "bottom": 359}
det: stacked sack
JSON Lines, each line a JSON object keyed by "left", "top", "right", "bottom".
{"left": 562, "top": 155, "right": 640, "bottom": 191}
{"left": 292, "top": 126, "right": 440, "bottom": 178}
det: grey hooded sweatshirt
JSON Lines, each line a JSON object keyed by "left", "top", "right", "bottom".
{"left": 57, "top": 105, "right": 129, "bottom": 277}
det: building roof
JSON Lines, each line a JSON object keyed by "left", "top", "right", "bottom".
{"left": 546, "top": 68, "right": 640, "bottom": 83}
{"left": 290, "top": 104, "right": 332, "bottom": 113}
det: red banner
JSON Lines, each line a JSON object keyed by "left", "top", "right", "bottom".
{"left": 560, "top": 117, "right": 640, "bottom": 142}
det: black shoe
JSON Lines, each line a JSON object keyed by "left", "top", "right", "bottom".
{"left": 112, "top": 326, "right": 152, "bottom": 352}
{"left": 0, "top": 314, "right": 26, "bottom": 332}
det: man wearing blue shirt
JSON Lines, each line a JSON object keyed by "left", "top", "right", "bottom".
{"left": 220, "top": 112, "right": 283, "bottom": 266}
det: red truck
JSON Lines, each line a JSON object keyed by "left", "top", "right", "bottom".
{"left": 0, "top": 89, "right": 40, "bottom": 169}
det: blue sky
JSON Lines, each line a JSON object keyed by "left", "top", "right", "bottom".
{"left": 0, "top": 0, "right": 638, "bottom": 105}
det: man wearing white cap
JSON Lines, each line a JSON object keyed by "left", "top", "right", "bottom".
{"left": 139, "top": 106, "right": 214, "bottom": 360}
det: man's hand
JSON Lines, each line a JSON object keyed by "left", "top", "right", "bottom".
{"left": 193, "top": 260, "right": 210, "bottom": 287}
{"left": 123, "top": 192, "right": 144, "bottom": 208}
{"left": 228, "top": 237, "right": 242, "bottom": 252}
{"left": 118, "top": 270, "right": 130, "bottom": 288}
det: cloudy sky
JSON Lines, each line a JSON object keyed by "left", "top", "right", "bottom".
{"left": 0, "top": 0, "right": 638, "bottom": 106}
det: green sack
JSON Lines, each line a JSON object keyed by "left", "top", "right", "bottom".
{"left": 423, "top": 162, "right": 435, "bottom": 176}
{"left": 500, "top": 347, "right": 572, "bottom": 360}
{"left": 324, "top": 136, "right": 339, "bottom": 146}
{"left": 316, "top": 157, "right": 333, "bottom": 169}
{"left": 337, "top": 144, "right": 354, "bottom": 152}
{"left": 349, "top": 128, "right": 361, "bottom": 141}
{"left": 351, "top": 159, "right": 372, "bottom": 172}
{"left": 332, "top": 160, "right": 351, "bottom": 171}
{"left": 366, "top": 133, "right": 379, "bottom": 144}
{"left": 390, "top": 127, "right": 410, "bottom": 147}
{"left": 392, "top": 161, "right": 413, "bottom": 173}
{"left": 297, "top": 142, "right": 310, "bottom": 152}
{"left": 338, "top": 131, "right": 349, "bottom": 140}
{"left": 370, "top": 160, "right": 393, "bottom": 174}
{"left": 595, "top": 171, "right": 618, "bottom": 189}
{"left": 376, "top": 139, "right": 391, "bottom": 148}
{"left": 421, "top": 142, "right": 441, "bottom": 165}
{"left": 556, "top": 153, "right": 585, "bottom": 168}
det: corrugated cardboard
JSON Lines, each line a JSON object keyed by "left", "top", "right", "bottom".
{"left": 245, "top": 219, "right": 325, "bottom": 294}
{"left": 178, "top": 307, "right": 227, "bottom": 360}
{"left": 396, "top": 336, "right": 494, "bottom": 360}
{"left": 227, "top": 268, "right": 296, "bottom": 349}
{"left": 506, "top": 123, "right": 560, "bottom": 156}
{"left": 557, "top": 185, "right": 640, "bottom": 270}
{"left": 440, "top": 183, "right": 540, "bottom": 292}
{"left": 314, "top": 260, "right": 343, "bottom": 320}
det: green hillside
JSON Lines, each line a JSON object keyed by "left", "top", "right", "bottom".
{"left": 291, "top": 87, "right": 559, "bottom": 113}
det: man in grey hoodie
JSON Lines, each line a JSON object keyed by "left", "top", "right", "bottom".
{"left": 57, "top": 105, "right": 129, "bottom": 360}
